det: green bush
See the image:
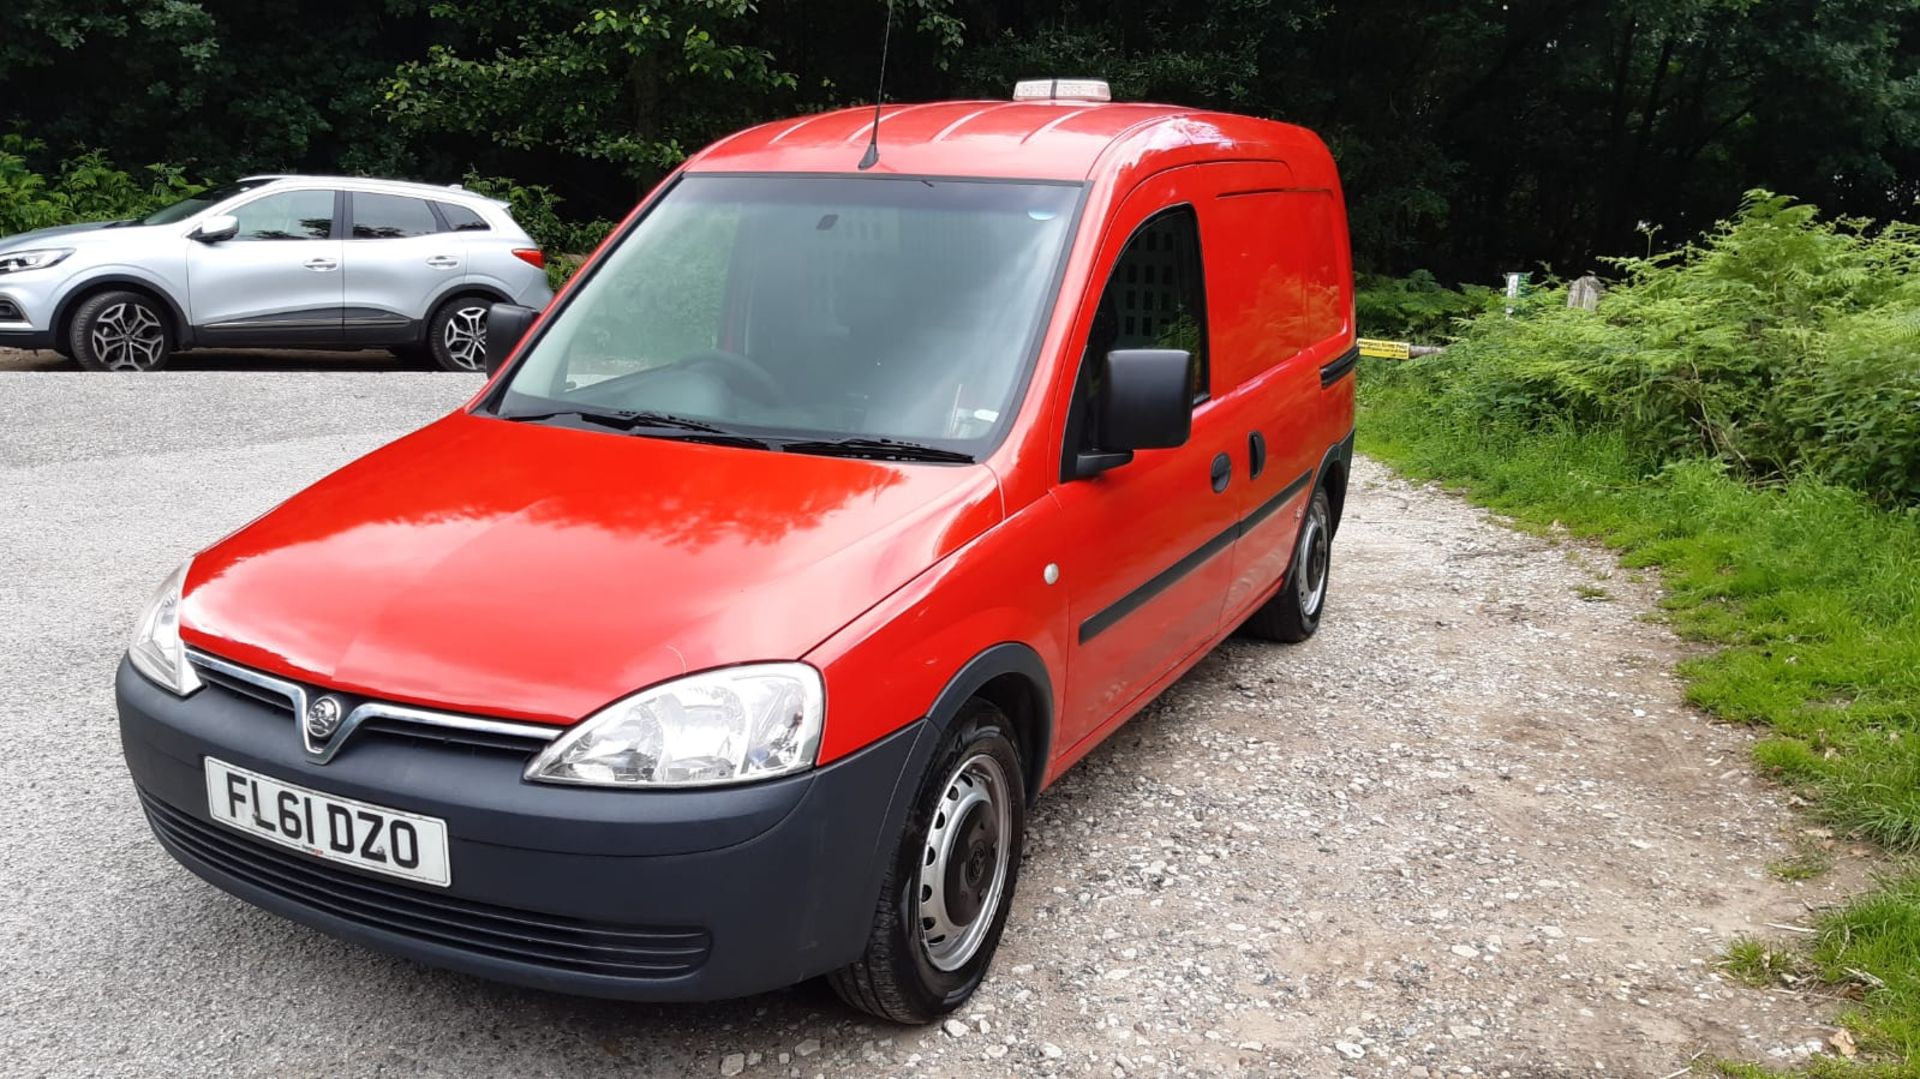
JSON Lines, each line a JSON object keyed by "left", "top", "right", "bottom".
{"left": 0, "top": 135, "right": 203, "bottom": 236}
{"left": 1354, "top": 270, "right": 1490, "bottom": 344}
{"left": 1389, "top": 192, "right": 1920, "bottom": 505}
{"left": 460, "top": 173, "right": 615, "bottom": 289}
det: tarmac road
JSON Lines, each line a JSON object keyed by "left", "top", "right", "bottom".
{"left": 0, "top": 372, "right": 1852, "bottom": 1076}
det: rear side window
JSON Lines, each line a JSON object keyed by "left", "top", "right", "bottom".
{"left": 436, "top": 202, "right": 489, "bottom": 232}
{"left": 230, "top": 190, "right": 334, "bottom": 241}
{"left": 351, "top": 193, "right": 439, "bottom": 239}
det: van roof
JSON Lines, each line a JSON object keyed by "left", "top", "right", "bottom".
{"left": 685, "top": 101, "right": 1336, "bottom": 185}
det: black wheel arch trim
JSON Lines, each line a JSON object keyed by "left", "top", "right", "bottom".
{"left": 1317, "top": 427, "right": 1356, "bottom": 536}
{"left": 921, "top": 643, "right": 1052, "bottom": 798}
{"left": 847, "top": 642, "right": 1054, "bottom": 941}
{"left": 54, "top": 275, "right": 193, "bottom": 348}
{"left": 873, "top": 642, "right": 1053, "bottom": 837}
{"left": 423, "top": 282, "right": 513, "bottom": 345}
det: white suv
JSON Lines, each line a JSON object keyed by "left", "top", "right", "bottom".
{"left": 0, "top": 175, "right": 554, "bottom": 371}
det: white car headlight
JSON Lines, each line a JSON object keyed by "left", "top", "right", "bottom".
{"left": 0, "top": 248, "right": 74, "bottom": 274}
{"left": 525, "top": 663, "right": 825, "bottom": 788}
{"left": 128, "top": 560, "right": 202, "bottom": 696}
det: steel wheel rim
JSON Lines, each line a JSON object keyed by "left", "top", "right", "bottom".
{"left": 442, "top": 305, "right": 489, "bottom": 370}
{"left": 90, "top": 302, "right": 166, "bottom": 371}
{"left": 1298, "top": 506, "right": 1329, "bottom": 616}
{"left": 918, "top": 752, "right": 1011, "bottom": 972}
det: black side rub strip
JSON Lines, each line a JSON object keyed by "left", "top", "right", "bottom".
{"left": 1079, "top": 468, "right": 1313, "bottom": 643}
{"left": 1319, "top": 344, "right": 1360, "bottom": 388}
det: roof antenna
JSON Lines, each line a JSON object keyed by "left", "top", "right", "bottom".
{"left": 857, "top": 0, "right": 895, "bottom": 170}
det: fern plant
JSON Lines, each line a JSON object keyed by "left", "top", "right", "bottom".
{"left": 1379, "top": 191, "right": 1920, "bottom": 505}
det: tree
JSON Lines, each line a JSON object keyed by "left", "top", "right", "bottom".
{"left": 385, "top": 1, "right": 799, "bottom": 194}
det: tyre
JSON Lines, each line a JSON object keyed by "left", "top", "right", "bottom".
{"left": 426, "top": 295, "right": 492, "bottom": 372}
{"left": 830, "top": 699, "right": 1027, "bottom": 1023}
{"left": 1242, "top": 486, "right": 1333, "bottom": 643}
{"left": 68, "top": 290, "right": 173, "bottom": 371}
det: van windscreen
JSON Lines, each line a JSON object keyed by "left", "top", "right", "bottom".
{"left": 490, "top": 175, "right": 1081, "bottom": 460}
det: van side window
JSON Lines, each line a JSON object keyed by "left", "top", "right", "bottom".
{"left": 1065, "top": 206, "right": 1209, "bottom": 468}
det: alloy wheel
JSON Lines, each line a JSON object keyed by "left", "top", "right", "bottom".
{"left": 89, "top": 302, "right": 167, "bottom": 371}
{"left": 441, "top": 305, "right": 489, "bottom": 371}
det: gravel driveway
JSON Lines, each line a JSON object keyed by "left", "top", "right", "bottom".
{"left": 0, "top": 373, "right": 1852, "bottom": 1076}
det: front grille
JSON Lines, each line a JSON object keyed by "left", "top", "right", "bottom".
{"left": 187, "top": 650, "right": 558, "bottom": 761}
{"left": 0, "top": 299, "right": 22, "bottom": 321}
{"left": 198, "top": 664, "right": 294, "bottom": 715}
{"left": 142, "top": 793, "right": 711, "bottom": 979}
{"left": 355, "top": 717, "right": 545, "bottom": 755}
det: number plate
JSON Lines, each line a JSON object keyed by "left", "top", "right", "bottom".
{"left": 203, "top": 757, "right": 451, "bottom": 887}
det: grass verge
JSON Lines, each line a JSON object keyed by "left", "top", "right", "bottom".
{"left": 1359, "top": 371, "right": 1920, "bottom": 1068}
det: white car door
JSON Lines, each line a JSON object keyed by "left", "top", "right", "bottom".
{"left": 340, "top": 191, "right": 466, "bottom": 345}
{"left": 183, "top": 187, "right": 344, "bottom": 346}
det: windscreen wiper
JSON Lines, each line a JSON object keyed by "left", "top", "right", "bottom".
{"left": 499, "top": 408, "right": 725, "bottom": 432}
{"left": 497, "top": 408, "right": 770, "bottom": 448}
{"left": 778, "top": 437, "right": 975, "bottom": 464}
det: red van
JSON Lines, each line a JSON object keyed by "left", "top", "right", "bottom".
{"left": 117, "top": 82, "right": 1355, "bottom": 1022}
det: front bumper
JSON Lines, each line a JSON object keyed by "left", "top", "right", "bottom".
{"left": 0, "top": 276, "right": 57, "bottom": 345}
{"left": 0, "top": 326, "right": 54, "bottom": 350}
{"left": 117, "top": 658, "right": 928, "bottom": 1001}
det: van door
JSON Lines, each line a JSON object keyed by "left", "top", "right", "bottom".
{"left": 1208, "top": 183, "right": 1352, "bottom": 623}
{"left": 1050, "top": 178, "right": 1240, "bottom": 753}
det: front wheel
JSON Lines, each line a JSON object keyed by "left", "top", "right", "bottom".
{"left": 426, "top": 296, "right": 491, "bottom": 372}
{"left": 829, "top": 699, "right": 1027, "bottom": 1023}
{"left": 68, "top": 290, "right": 174, "bottom": 371}
{"left": 1242, "top": 486, "right": 1333, "bottom": 643}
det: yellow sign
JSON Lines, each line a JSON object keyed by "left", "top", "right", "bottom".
{"left": 1357, "top": 338, "right": 1411, "bottom": 360}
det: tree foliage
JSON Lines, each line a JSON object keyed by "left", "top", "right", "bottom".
{"left": 0, "top": 136, "right": 203, "bottom": 236}
{"left": 386, "top": 1, "right": 797, "bottom": 191}
{"left": 4, "top": 0, "right": 1920, "bottom": 279}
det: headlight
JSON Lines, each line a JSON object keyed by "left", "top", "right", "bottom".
{"left": 0, "top": 248, "right": 74, "bottom": 274}
{"left": 128, "top": 560, "right": 202, "bottom": 696}
{"left": 525, "top": 663, "right": 824, "bottom": 788}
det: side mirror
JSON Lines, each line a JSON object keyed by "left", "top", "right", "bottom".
{"left": 1076, "top": 348, "right": 1195, "bottom": 477}
{"left": 485, "top": 303, "right": 539, "bottom": 375}
{"left": 191, "top": 215, "right": 238, "bottom": 244}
